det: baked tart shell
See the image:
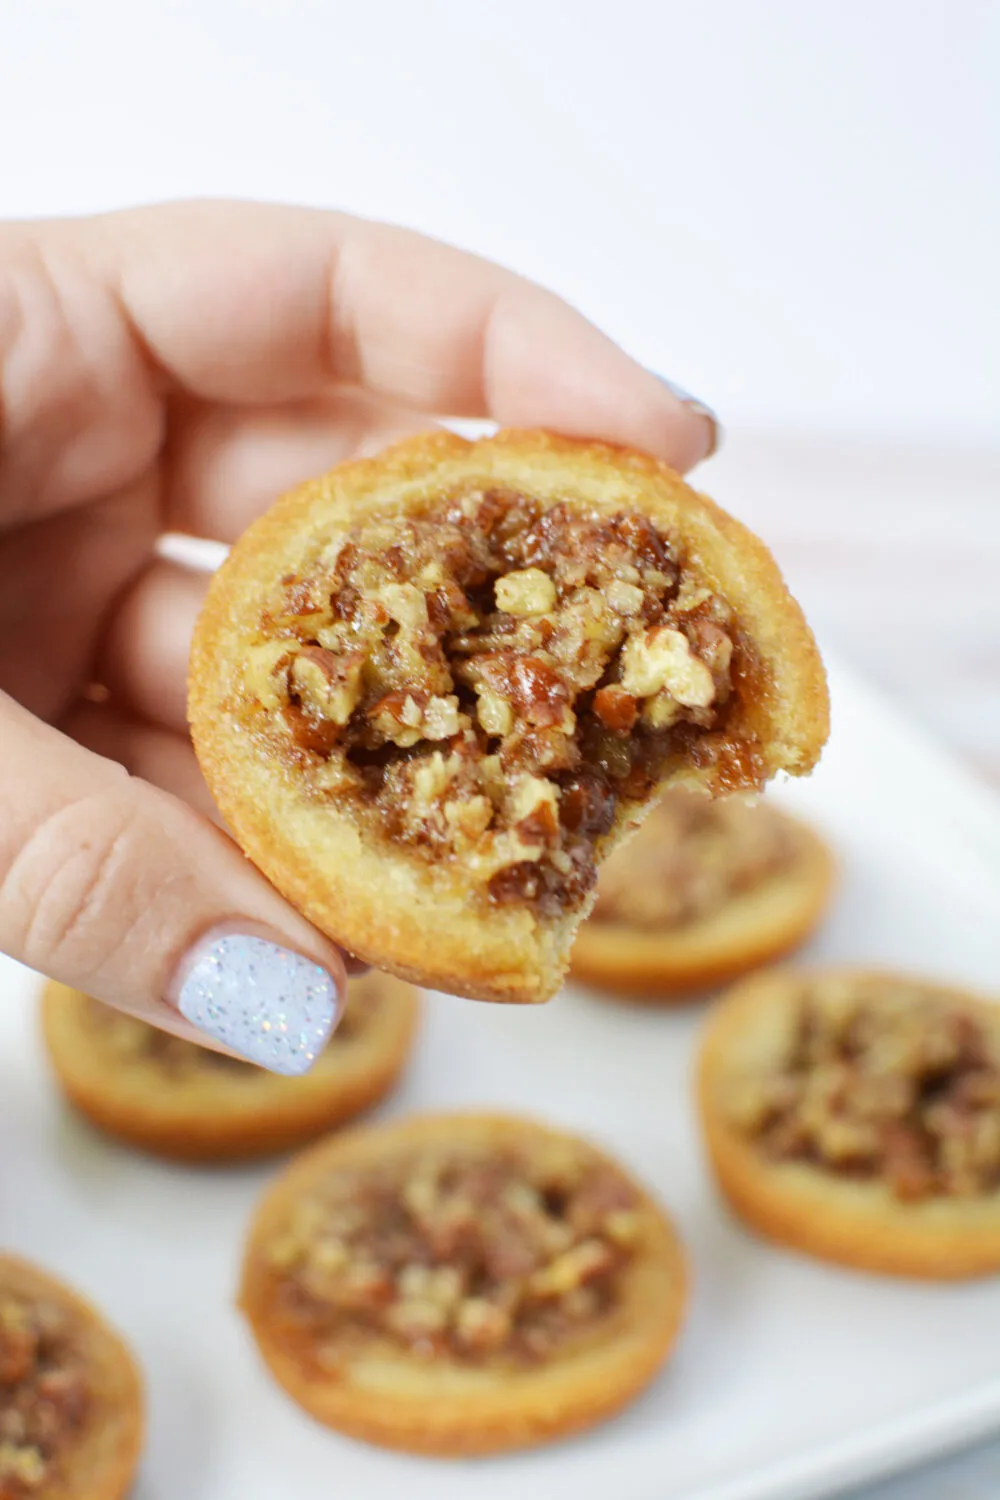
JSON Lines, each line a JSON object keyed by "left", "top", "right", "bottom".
{"left": 189, "top": 429, "right": 828, "bottom": 1004}
{"left": 0, "top": 1253, "right": 143, "bottom": 1500}
{"left": 239, "top": 1112, "right": 688, "bottom": 1455}
{"left": 572, "top": 815, "right": 835, "bottom": 999}
{"left": 40, "top": 973, "right": 419, "bottom": 1163}
{"left": 698, "top": 967, "right": 1000, "bottom": 1279}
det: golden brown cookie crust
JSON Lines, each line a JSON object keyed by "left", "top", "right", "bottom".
{"left": 571, "top": 813, "right": 835, "bottom": 999}
{"left": 698, "top": 967, "right": 1000, "bottom": 1279}
{"left": 0, "top": 1253, "right": 143, "bottom": 1500}
{"left": 190, "top": 428, "right": 829, "bottom": 1004}
{"left": 239, "top": 1112, "right": 688, "bottom": 1455}
{"left": 40, "top": 972, "right": 419, "bottom": 1163}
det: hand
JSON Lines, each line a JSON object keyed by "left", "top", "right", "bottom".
{"left": 0, "top": 200, "right": 717, "bottom": 1072}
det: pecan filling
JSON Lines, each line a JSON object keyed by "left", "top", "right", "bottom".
{"left": 729, "top": 979, "right": 1000, "bottom": 1201}
{"left": 0, "top": 1296, "right": 90, "bottom": 1498}
{"left": 248, "top": 490, "right": 738, "bottom": 918}
{"left": 80, "top": 980, "right": 374, "bottom": 1074}
{"left": 264, "top": 1144, "right": 643, "bottom": 1366}
{"left": 592, "top": 791, "right": 798, "bottom": 931}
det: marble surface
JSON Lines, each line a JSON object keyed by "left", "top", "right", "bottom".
{"left": 707, "top": 435, "right": 1000, "bottom": 1500}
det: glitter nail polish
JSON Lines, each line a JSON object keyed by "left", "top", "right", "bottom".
{"left": 175, "top": 932, "right": 339, "bottom": 1075}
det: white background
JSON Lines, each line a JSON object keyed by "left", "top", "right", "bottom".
{"left": 2, "top": 3, "right": 999, "bottom": 1495}
{"left": 2, "top": 0, "right": 998, "bottom": 779}
{"left": 1, "top": 0, "right": 997, "bottom": 444}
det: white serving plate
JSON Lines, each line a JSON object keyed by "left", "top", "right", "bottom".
{"left": 4, "top": 652, "right": 1000, "bottom": 1500}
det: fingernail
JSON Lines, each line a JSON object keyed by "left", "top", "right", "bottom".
{"left": 172, "top": 931, "right": 340, "bottom": 1075}
{"left": 654, "top": 374, "right": 723, "bottom": 458}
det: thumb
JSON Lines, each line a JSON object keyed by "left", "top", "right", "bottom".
{"left": 0, "top": 695, "right": 345, "bottom": 1075}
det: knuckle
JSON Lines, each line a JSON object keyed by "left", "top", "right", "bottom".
{"left": 0, "top": 784, "right": 150, "bottom": 984}
{"left": 0, "top": 233, "right": 161, "bottom": 521}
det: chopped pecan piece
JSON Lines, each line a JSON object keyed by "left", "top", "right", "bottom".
{"left": 494, "top": 568, "right": 557, "bottom": 616}
{"left": 265, "top": 1143, "right": 642, "bottom": 1366}
{"left": 730, "top": 978, "right": 1000, "bottom": 1201}
{"left": 289, "top": 646, "right": 364, "bottom": 725}
{"left": 593, "top": 686, "right": 639, "bottom": 734}
{"left": 592, "top": 789, "right": 799, "bottom": 930}
{"left": 258, "top": 491, "right": 735, "bottom": 919}
{"left": 0, "top": 1294, "right": 91, "bottom": 1498}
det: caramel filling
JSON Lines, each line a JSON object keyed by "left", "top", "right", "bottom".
{"left": 249, "top": 490, "right": 740, "bottom": 917}
{"left": 0, "top": 1295, "right": 90, "bottom": 1498}
{"left": 728, "top": 979, "right": 1000, "bottom": 1201}
{"left": 592, "top": 791, "right": 798, "bottom": 931}
{"left": 263, "top": 1142, "right": 643, "bottom": 1366}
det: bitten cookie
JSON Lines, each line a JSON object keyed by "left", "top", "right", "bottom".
{"left": 240, "top": 1112, "right": 688, "bottom": 1455}
{"left": 190, "top": 428, "right": 828, "bottom": 1003}
{"left": 571, "top": 791, "right": 834, "bottom": 998}
{"left": 0, "top": 1254, "right": 143, "bottom": 1500}
{"left": 41, "top": 971, "right": 419, "bottom": 1163}
{"left": 698, "top": 967, "right": 1000, "bottom": 1278}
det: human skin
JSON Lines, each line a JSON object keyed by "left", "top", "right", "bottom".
{"left": 0, "top": 200, "right": 715, "bottom": 1068}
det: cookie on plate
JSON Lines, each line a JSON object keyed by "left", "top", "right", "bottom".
{"left": 240, "top": 1111, "right": 688, "bottom": 1455}
{"left": 41, "top": 971, "right": 419, "bottom": 1162}
{"left": 189, "top": 428, "right": 828, "bottom": 1004}
{"left": 571, "top": 790, "right": 834, "bottom": 998}
{"left": 698, "top": 967, "right": 1000, "bottom": 1278}
{"left": 0, "top": 1254, "right": 143, "bottom": 1500}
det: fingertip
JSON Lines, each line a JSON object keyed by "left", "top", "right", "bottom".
{"left": 485, "top": 293, "right": 720, "bottom": 473}
{"left": 649, "top": 373, "right": 723, "bottom": 467}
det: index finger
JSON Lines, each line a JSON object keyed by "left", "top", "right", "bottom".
{"left": 67, "top": 200, "right": 716, "bottom": 470}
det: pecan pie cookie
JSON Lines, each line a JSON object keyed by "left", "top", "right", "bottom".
{"left": 41, "top": 971, "right": 419, "bottom": 1163}
{"left": 571, "top": 791, "right": 834, "bottom": 998}
{"left": 0, "top": 1255, "right": 142, "bottom": 1500}
{"left": 698, "top": 968, "right": 1000, "bottom": 1278}
{"left": 189, "top": 429, "right": 828, "bottom": 1004}
{"left": 240, "top": 1112, "right": 688, "bottom": 1454}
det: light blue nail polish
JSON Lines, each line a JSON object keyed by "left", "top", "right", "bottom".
{"left": 176, "top": 933, "right": 339, "bottom": 1076}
